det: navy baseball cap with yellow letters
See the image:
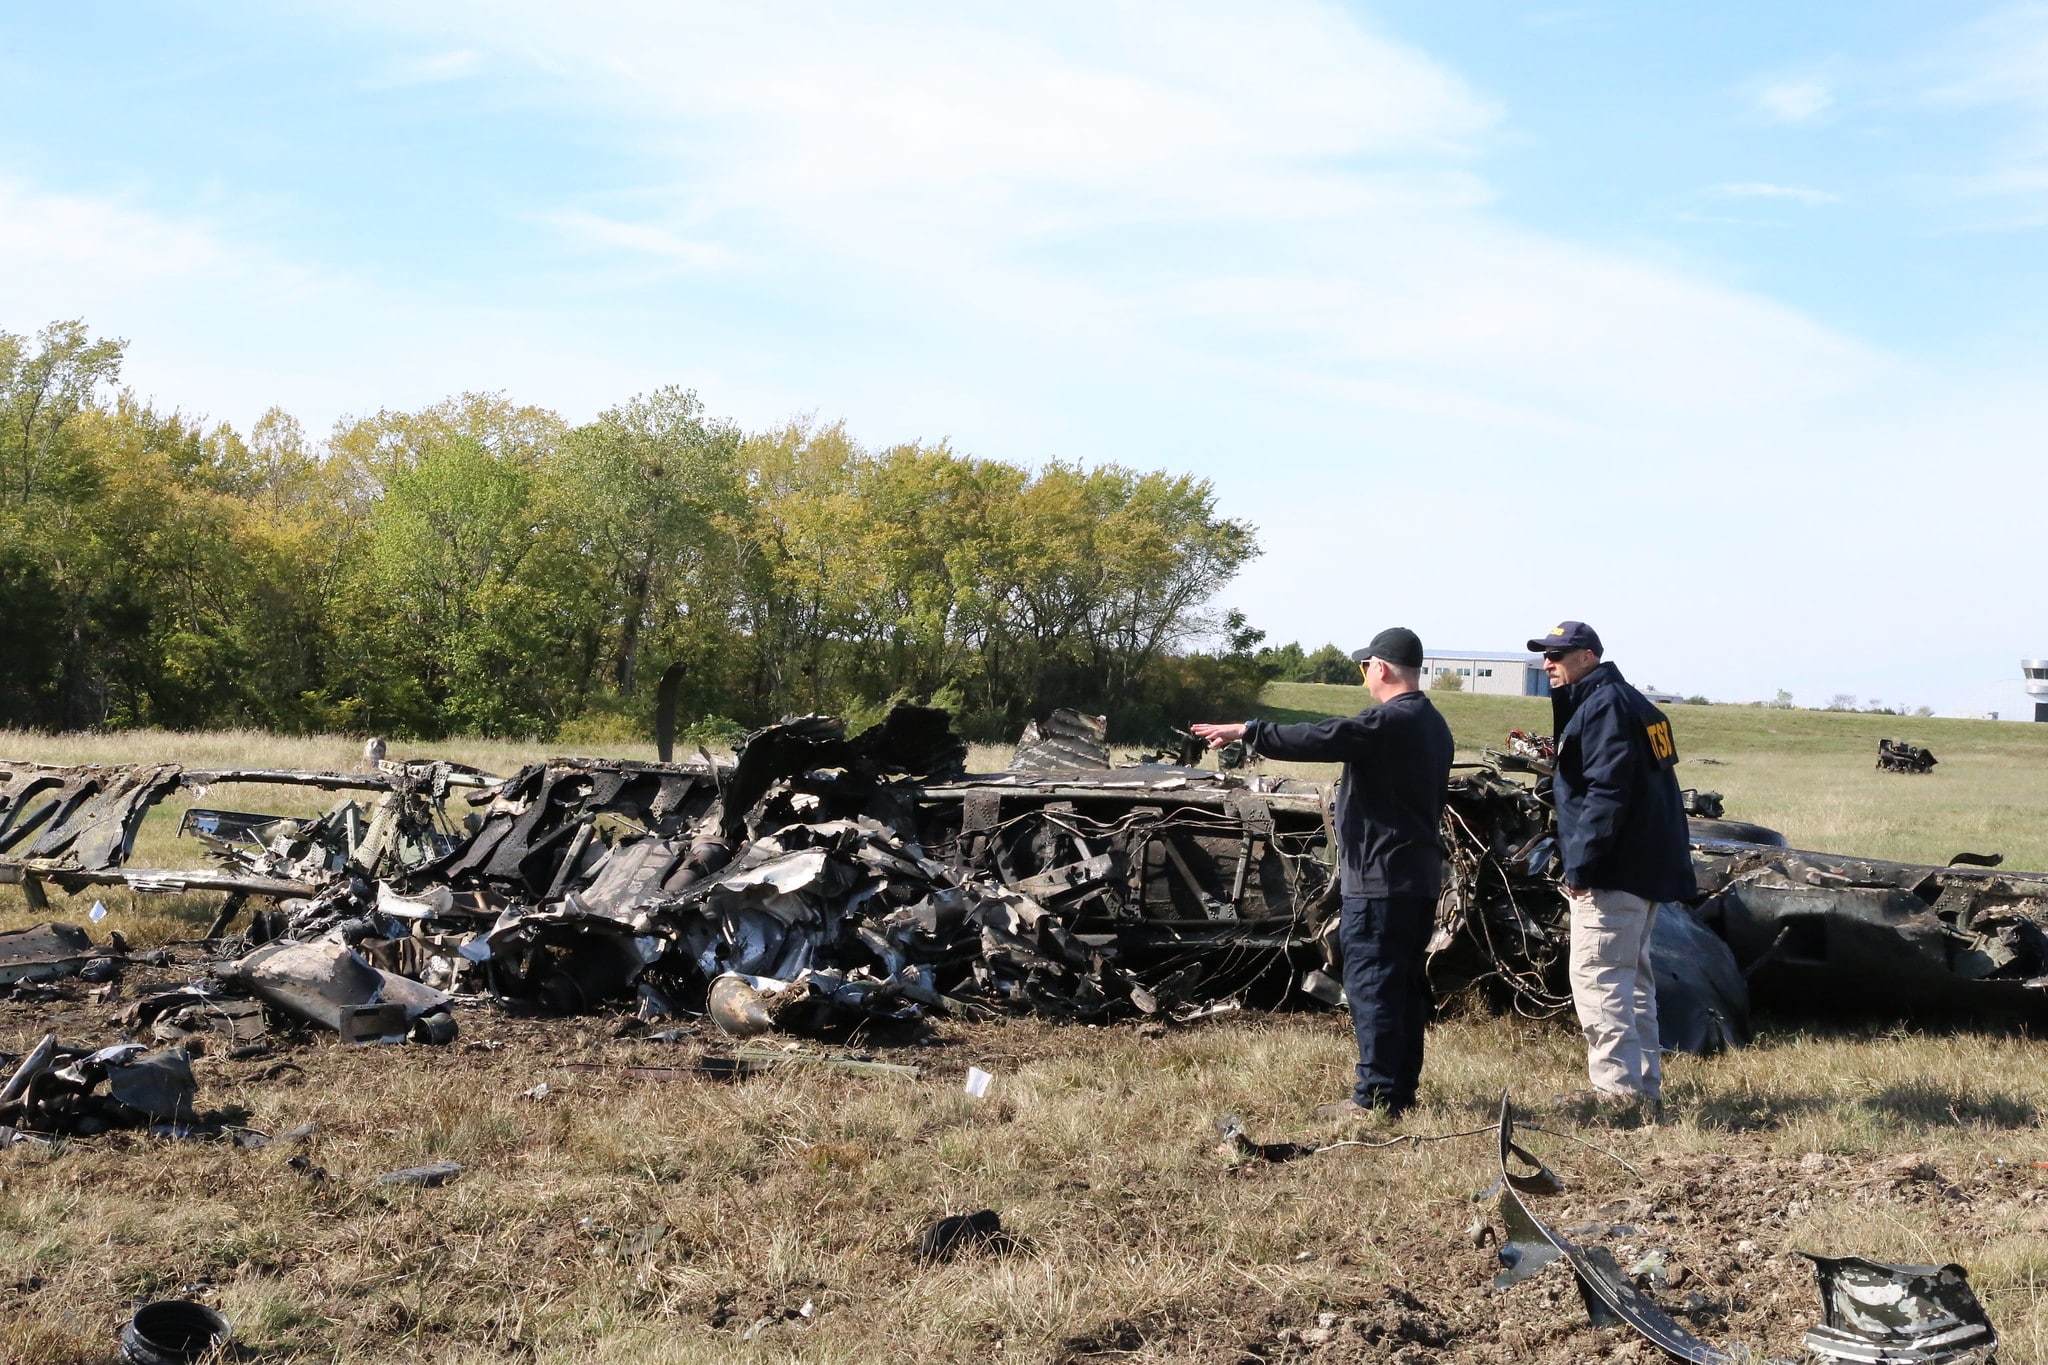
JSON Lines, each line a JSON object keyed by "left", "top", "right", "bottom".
{"left": 1526, "top": 620, "right": 1603, "bottom": 655}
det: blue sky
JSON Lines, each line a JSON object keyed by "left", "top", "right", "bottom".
{"left": 2, "top": 3, "right": 2044, "bottom": 716}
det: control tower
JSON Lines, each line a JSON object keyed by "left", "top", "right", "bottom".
{"left": 2026, "top": 660, "right": 2048, "bottom": 721}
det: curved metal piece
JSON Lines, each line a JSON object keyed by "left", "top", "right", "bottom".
{"left": 1493, "top": 1094, "right": 1737, "bottom": 1365}
{"left": 1800, "top": 1254, "right": 1997, "bottom": 1364}
{"left": 706, "top": 972, "right": 778, "bottom": 1038}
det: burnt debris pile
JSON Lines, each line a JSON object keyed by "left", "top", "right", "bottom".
{"left": 5, "top": 708, "right": 2048, "bottom": 1121}
{"left": 1877, "top": 738, "right": 1938, "bottom": 774}
{"left": 0, "top": 707, "right": 1343, "bottom": 1101}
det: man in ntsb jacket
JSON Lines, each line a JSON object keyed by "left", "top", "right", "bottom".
{"left": 1193, "top": 627, "right": 1454, "bottom": 1120}
{"left": 1529, "top": 620, "right": 1696, "bottom": 1118}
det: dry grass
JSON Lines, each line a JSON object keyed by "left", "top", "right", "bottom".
{"left": 4, "top": 713, "right": 2048, "bottom": 1361}
{"left": 7, "top": 1008, "right": 2048, "bottom": 1363}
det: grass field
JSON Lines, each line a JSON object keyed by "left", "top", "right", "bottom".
{"left": 4, "top": 698, "right": 2048, "bottom": 1363}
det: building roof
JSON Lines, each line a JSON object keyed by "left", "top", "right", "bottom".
{"left": 1419, "top": 650, "right": 1541, "bottom": 663}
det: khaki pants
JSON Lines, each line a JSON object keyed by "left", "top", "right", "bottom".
{"left": 1565, "top": 887, "right": 1663, "bottom": 1100}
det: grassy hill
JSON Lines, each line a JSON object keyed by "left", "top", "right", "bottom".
{"left": 1257, "top": 681, "right": 2048, "bottom": 870}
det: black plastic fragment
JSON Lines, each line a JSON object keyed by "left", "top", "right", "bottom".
{"left": 119, "top": 1299, "right": 231, "bottom": 1364}
{"left": 919, "top": 1209, "right": 1012, "bottom": 1261}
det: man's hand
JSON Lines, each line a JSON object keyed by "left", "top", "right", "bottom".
{"left": 1190, "top": 722, "right": 1246, "bottom": 749}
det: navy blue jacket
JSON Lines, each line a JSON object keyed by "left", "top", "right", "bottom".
{"left": 1245, "top": 690, "right": 1454, "bottom": 899}
{"left": 1549, "top": 661, "right": 1697, "bottom": 902}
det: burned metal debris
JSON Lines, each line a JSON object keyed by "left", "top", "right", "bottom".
{"left": 1695, "top": 843, "right": 2048, "bottom": 1014}
{"left": 0, "top": 921, "right": 103, "bottom": 985}
{"left": 1800, "top": 1254, "right": 1997, "bottom": 1364}
{"left": 0, "top": 707, "right": 2044, "bottom": 1063}
{"left": 1, "top": 1032, "right": 202, "bottom": 1139}
{"left": 1429, "top": 760, "right": 1752, "bottom": 1054}
{"left": 1879, "top": 739, "right": 1938, "bottom": 774}
{"left": 1489, "top": 1096, "right": 2002, "bottom": 1362}
{"left": 1008, "top": 707, "right": 1110, "bottom": 772}
{"left": 1492, "top": 1094, "right": 1737, "bottom": 1364}
{"left": 918, "top": 1209, "right": 1015, "bottom": 1262}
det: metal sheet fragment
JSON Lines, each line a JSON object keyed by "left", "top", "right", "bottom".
{"left": 1492, "top": 1094, "right": 1736, "bottom": 1364}
{"left": 0, "top": 922, "right": 97, "bottom": 985}
{"left": 1800, "top": 1254, "right": 1997, "bottom": 1364}
{"left": 1007, "top": 709, "right": 1110, "bottom": 772}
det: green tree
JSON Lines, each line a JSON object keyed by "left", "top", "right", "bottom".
{"left": 341, "top": 436, "right": 550, "bottom": 734}
{"left": 528, "top": 387, "right": 745, "bottom": 725}
{"left": 0, "top": 319, "right": 125, "bottom": 505}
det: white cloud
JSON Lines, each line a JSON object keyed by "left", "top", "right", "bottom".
{"left": 378, "top": 48, "right": 483, "bottom": 84}
{"left": 0, "top": 178, "right": 242, "bottom": 294}
{"left": 17, "top": 2, "right": 2048, "bottom": 711}
{"left": 539, "top": 210, "right": 736, "bottom": 269}
{"left": 1918, "top": 5, "right": 2048, "bottom": 206}
{"left": 1754, "top": 78, "right": 1834, "bottom": 123}
{"left": 0, "top": 176, "right": 675, "bottom": 434}
{"left": 1923, "top": 4, "right": 2048, "bottom": 110}
{"left": 325, "top": 0, "right": 1892, "bottom": 435}
{"left": 1710, "top": 181, "right": 1837, "bottom": 205}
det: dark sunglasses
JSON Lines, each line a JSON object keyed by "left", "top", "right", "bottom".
{"left": 1542, "top": 649, "right": 1574, "bottom": 662}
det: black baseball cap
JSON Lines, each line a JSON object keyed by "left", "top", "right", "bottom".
{"left": 1348, "top": 627, "right": 1424, "bottom": 670}
{"left": 1526, "top": 621, "right": 1603, "bottom": 655}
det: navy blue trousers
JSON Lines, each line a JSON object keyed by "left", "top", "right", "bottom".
{"left": 1339, "top": 895, "right": 1434, "bottom": 1111}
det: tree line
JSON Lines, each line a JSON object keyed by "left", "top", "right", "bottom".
{"left": 0, "top": 318, "right": 1326, "bottom": 744}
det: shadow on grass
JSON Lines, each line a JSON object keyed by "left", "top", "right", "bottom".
{"left": 1686, "top": 1090, "right": 1838, "bottom": 1133}
{"left": 1681, "top": 1084, "right": 2036, "bottom": 1132}
{"left": 1863, "top": 1082, "right": 2036, "bottom": 1130}
{"left": 1747, "top": 1014, "right": 2045, "bottom": 1049}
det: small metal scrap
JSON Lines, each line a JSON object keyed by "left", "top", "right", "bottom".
{"left": 1007, "top": 709, "right": 1110, "bottom": 772}
{"left": 106, "top": 1047, "right": 198, "bottom": 1122}
{"left": 1213, "top": 1113, "right": 1313, "bottom": 1164}
{"left": 1492, "top": 1094, "right": 1736, "bottom": 1364}
{"left": 226, "top": 939, "right": 452, "bottom": 1044}
{"left": 377, "top": 1160, "right": 465, "bottom": 1187}
{"left": 1800, "top": 1254, "right": 1997, "bottom": 1364}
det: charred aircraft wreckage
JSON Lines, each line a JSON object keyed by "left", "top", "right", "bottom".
{"left": 2, "top": 706, "right": 2046, "bottom": 1080}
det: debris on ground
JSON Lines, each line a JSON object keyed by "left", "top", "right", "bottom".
{"left": 0, "top": 707, "right": 2043, "bottom": 1087}
{"left": 120, "top": 1298, "right": 233, "bottom": 1365}
{"left": 1878, "top": 739, "right": 1938, "bottom": 774}
{"left": 377, "top": 1159, "right": 466, "bottom": 1187}
{"left": 918, "top": 1209, "right": 1013, "bottom": 1261}
{"left": 1800, "top": 1254, "right": 1997, "bottom": 1364}
{"left": 1484, "top": 1093, "right": 2004, "bottom": 1364}
{"left": 0, "top": 1033, "right": 206, "bottom": 1137}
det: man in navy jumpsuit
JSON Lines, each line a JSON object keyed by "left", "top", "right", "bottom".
{"left": 1194, "top": 627, "right": 1454, "bottom": 1120}
{"left": 1529, "top": 620, "right": 1696, "bottom": 1118}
